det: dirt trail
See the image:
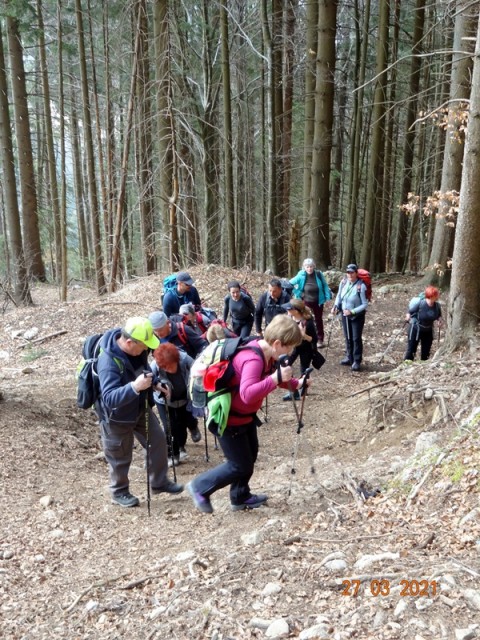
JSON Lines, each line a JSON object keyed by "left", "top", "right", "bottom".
{"left": 1, "top": 271, "right": 479, "bottom": 639}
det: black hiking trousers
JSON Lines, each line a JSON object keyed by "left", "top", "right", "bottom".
{"left": 341, "top": 313, "right": 365, "bottom": 364}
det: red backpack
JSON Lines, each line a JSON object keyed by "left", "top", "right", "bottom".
{"left": 356, "top": 269, "right": 372, "bottom": 301}
{"left": 341, "top": 269, "right": 372, "bottom": 302}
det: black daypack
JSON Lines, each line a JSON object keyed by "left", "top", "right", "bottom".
{"left": 76, "top": 333, "right": 124, "bottom": 409}
{"left": 76, "top": 333, "right": 103, "bottom": 409}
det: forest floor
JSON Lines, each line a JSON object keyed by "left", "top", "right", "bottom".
{"left": 1, "top": 266, "right": 480, "bottom": 640}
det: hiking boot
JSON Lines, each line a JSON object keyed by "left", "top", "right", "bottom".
{"left": 317, "top": 341, "right": 325, "bottom": 349}
{"left": 231, "top": 494, "right": 268, "bottom": 511}
{"left": 283, "top": 391, "right": 300, "bottom": 401}
{"left": 167, "top": 455, "right": 180, "bottom": 468}
{"left": 112, "top": 492, "right": 139, "bottom": 508}
{"left": 186, "top": 481, "right": 213, "bottom": 514}
{"left": 179, "top": 447, "right": 189, "bottom": 462}
{"left": 152, "top": 481, "right": 184, "bottom": 495}
{"left": 340, "top": 357, "right": 351, "bottom": 366}
{"left": 351, "top": 362, "right": 361, "bottom": 372}
{"left": 189, "top": 426, "right": 202, "bottom": 443}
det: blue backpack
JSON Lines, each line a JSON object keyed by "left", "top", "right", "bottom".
{"left": 161, "top": 273, "right": 178, "bottom": 302}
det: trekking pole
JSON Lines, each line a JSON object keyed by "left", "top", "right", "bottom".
{"left": 285, "top": 365, "right": 314, "bottom": 497}
{"left": 345, "top": 314, "right": 353, "bottom": 364}
{"left": 378, "top": 320, "right": 408, "bottom": 364}
{"left": 158, "top": 378, "right": 177, "bottom": 483}
{"left": 324, "top": 315, "right": 336, "bottom": 359}
{"left": 203, "top": 412, "right": 210, "bottom": 462}
{"left": 143, "top": 374, "right": 152, "bottom": 518}
{"left": 437, "top": 323, "right": 441, "bottom": 349}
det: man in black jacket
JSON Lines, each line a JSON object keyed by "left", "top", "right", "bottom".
{"left": 254, "top": 278, "right": 290, "bottom": 336}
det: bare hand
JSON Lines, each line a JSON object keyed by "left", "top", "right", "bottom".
{"left": 133, "top": 372, "right": 153, "bottom": 392}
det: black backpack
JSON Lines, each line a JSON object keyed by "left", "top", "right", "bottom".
{"left": 76, "top": 333, "right": 124, "bottom": 409}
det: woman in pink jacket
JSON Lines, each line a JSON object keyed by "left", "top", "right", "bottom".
{"left": 186, "top": 315, "right": 310, "bottom": 514}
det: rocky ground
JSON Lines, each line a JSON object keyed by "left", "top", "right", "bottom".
{"left": 0, "top": 266, "right": 479, "bottom": 640}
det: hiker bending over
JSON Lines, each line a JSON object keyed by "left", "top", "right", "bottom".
{"left": 404, "top": 286, "right": 442, "bottom": 361}
{"left": 186, "top": 314, "right": 309, "bottom": 514}
{"left": 95, "top": 317, "right": 183, "bottom": 508}
{"left": 281, "top": 299, "right": 320, "bottom": 401}
{"left": 332, "top": 263, "right": 368, "bottom": 372}
{"left": 151, "top": 342, "right": 202, "bottom": 465}
{"left": 223, "top": 280, "right": 255, "bottom": 339}
{"left": 254, "top": 278, "right": 290, "bottom": 336}
{"left": 289, "top": 258, "right": 332, "bottom": 347}
{"left": 149, "top": 310, "right": 208, "bottom": 359}
{"left": 162, "top": 271, "right": 202, "bottom": 318}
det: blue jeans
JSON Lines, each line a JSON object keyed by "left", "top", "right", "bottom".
{"left": 192, "top": 421, "right": 258, "bottom": 505}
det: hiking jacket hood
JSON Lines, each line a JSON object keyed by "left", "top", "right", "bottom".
{"left": 96, "top": 328, "right": 149, "bottom": 424}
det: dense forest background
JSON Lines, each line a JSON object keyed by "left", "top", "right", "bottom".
{"left": 0, "top": 0, "right": 479, "bottom": 342}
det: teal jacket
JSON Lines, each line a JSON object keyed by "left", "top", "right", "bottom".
{"left": 289, "top": 269, "right": 332, "bottom": 305}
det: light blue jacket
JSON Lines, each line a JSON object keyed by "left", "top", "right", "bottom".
{"left": 334, "top": 278, "right": 368, "bottom": 315}
{"left": 289, "top": 269, "right": 332, "bottom": 305}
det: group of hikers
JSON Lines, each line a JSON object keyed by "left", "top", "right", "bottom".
{"left": 90, "top": 263, "right": 443, "bottom": 512}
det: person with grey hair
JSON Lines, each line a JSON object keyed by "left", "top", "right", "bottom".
{"left": 149, "top": 311, "right": 208, "bottom": 360}
{"left": 289, "top": 258, "right": 332, "bottom": 347}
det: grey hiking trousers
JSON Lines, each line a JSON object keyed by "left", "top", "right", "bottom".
{"left": 100, "top": 406, "right": 169, "bottom": 497}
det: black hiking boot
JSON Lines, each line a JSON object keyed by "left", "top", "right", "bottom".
{"left": 112, "top": 492, "right": 140, "bottom": 508}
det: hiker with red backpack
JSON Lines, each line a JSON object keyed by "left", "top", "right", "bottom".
{"left": 332, "top": 264, "right": 369, "bottom": 372}
{"left": 149, "top": 310, "right": 208, "bottom": 360}
{"left": 223, "top": 280, "right": 256, "bottom": 339}
{"left": 186, "top": 315, "right": 309, "bottom": 514}
{"left": 289, "top": 258, "right": 332, "bottom": 347}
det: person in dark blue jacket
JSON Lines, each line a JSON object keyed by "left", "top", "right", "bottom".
{"left": 162, "top": 272, "right": 202, "bottom": 318}
{"left": 223, "top": 280, "right": 255, "bottom": 338}
{"left": 404, "top": 286, "right": 442, "bottom": 361}
{"left": 149, "top": 311, "right": 208, "bottom": 359}
{"left": 95, "top": 317, "right": 183, "bottom": 508}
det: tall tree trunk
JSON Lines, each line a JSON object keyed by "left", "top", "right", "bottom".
{"left": 426, "top": 0, "right": 476, "bottom": 288}
{"left": 446, "top": 13, "right": 480, "bottom": 347}
{"left": 343, "top": 0, "right": 370, "bottom": 266}
{"left": 392, "top": 0, "right": 425, "bottom": 272}
{"left": 153, "top": 0, "right": 174, "bottom": 271}
{"left": 307, "top": 0, "right": 336, "bottom": 270}
{"left": 70, "top": 86, "right": 89, "bottom": 281}
{"left": 75, "top": 0, "right": 106, "bottom": 294}
{"left": 0, "top": 20, "right": 32, "bottom": 304}
{"left": 57, "top": 0, "right": 67, "bottom": 301}
{"left": 37, "top": 0, "right": 61, "bottom": 282}
{"left": 136, "top": 0, "right": 156, "bottom": 274}
{"left": 6, "top": 12, "right": 46, "bottom": 282}
{"left": 110, "top": 6, "right": 142, "bottom": 288}
{"left": 220, "top": 1, "right": 236, "bottom": 266}
{"left": 283, "top": 0, "right": 297, "bottom": 274}
{"left": 301, "top": 0, "right": 318, "bottom": 259}
{"left": 359, "top": 0, "right": 389, "bottom": 271}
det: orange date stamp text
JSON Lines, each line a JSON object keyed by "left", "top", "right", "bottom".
{"left": 341, "top": 578, "right": 437, "bottom": 597}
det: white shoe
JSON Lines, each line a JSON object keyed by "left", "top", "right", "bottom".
{"left": 168, "top": 456, "right": 180, "bottom": 468}
{"left": 179, "top": 448, "right": 189, "bottom": 462}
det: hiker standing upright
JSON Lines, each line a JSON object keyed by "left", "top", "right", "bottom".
{"left": 404, "top": 286, "right": 442, "bottom": 361}
{"left": 162, "top": 272, "right": 202, "bottom": 318}
{"left": 95, "top": 317, "right": 183, "bottom": 507}
{"left": 289, "top": 258, "right": 332, "bottom": 347}
{"left": 223, "top": 280, "right": 255, "bottom": 339}
{"left": 186, "top": 315, "right": 309, "bottom": 514}
{"left": 332, "top": 264, "right": 368, "bottom": 372}
{"left": 254, "top": 278, "right": 290, "bottom": 336}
